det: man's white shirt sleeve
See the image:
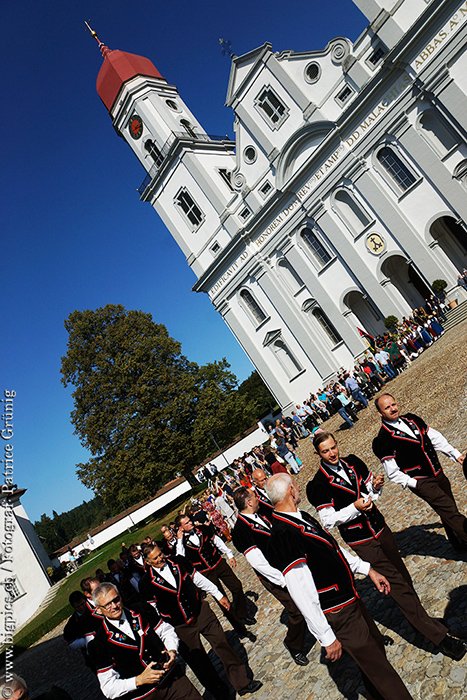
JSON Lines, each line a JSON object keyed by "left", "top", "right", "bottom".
{"left": 175, "top": 539, "right": 185, "bottom": 557}
{"left": 428, "top": 427, "right": 461, "bottom": 461}
{"left": 156, "top": 619, "right": 179, "bottom": 652}
{"left": 98, "top": 669, "right": 137, "bottom": 699}
{"left": 213, "top": 534, "right": 234, "bottom": 559}
{"left": 318, "top": 504, "right": 360, "bottom": 530}
{"left": 382, "top": 457, "right": 417, "bottom": 489}
{"left": 284, "top": 563, "right": 336, "bottom": 647}
{"left": 192, "top": 571, "right": 224, "bottom": 601}
{"left": 244, "top": 547, "right": 286, "bottom": 587}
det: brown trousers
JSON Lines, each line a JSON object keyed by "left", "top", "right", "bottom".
{"left": 410, "top": 469, "right": 467, "bottom": 547}
{"left": 203, "top": 558, "right": 249, "bottom": 630}
{"left": 352, "top": 525, "right": 447, "bottom": 645}
{"left": 175, "top": 600, "right": 249, "bottom": 697}
{"left": 259, "top": 576, "right": 306, "bottom": 651}
{"left": 146, "top": 667, "right": 203, "bottom": 700}
{"left": 326, "top": 599, "right": 413, "bottom": 700}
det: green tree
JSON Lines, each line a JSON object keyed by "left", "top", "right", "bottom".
{"left": 61, "top": 304, "right": 258, "bottom": 506}
{"left": 238, "top": 370, "right": 277, "bottom": 415}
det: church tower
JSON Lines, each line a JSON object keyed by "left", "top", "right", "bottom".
{"left": 89, "top": 25, "right": 240, "bottom": 278}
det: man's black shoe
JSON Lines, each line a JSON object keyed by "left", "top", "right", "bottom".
{"left": 238, "top": 629, "right": 257, "bottom": 642}
{"left": 383, "top": 635, "right": 394, "bottom": 646}
{"left": 242, "top": 616, "right": 256, "bottom": 626}
{"left": 238, "top": 680, "right": 263, "bottom": 696}
{"left": 440, "top": 634, "right": 467, "bottom": 660}
{"left": 283, "top": 640, "right": 309, "bottom": 666}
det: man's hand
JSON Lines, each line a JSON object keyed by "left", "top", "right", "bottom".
{"left": 162, "top": 650, "right": 177, "bottom": 671}
{"left": 368, "top": 568, "right": 390, "bottom": 595}
{"left": 218, "top": 596, "right": 231, "bottom": 611}
{"left": 372, "top": 474, "right": 384, "bottom": 490}
{"left": 324, "top": 639, "right": 342, "bottom": 662}
{"left": 177, "top": 527, "right": 184, "bottom": 540}
{"left": 354, "top": 496, "right": 373, "bottom": 512}
{"left": 456, "top": 454, "right": 465, "bottom": 466}
{"left": 228, "top": 557, "right": 236, "bottom": 569}
{"left": 136, "top": 661, "right": 166, "bottom": 686}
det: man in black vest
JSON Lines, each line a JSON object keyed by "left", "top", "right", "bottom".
{"left": 372, "top": 394, "right": 467, "bottom": 549}
{"left": 232, "top": 486, "right": 308, "bottom": 665}
{"left": 174, "top": 513, "right": 255, "bottom": 634}
{"left": 88, "top": 582, "right": 201, "bottom": 700}
{"left": 251, "top": 468, "right": 275, "bottom": 520}
{"left": 159, "top": 524, "right": 177, "bottom": 556}
{"left": 308, "top": 432, "right": 465, "bottom": 660}
{"left": 266, "top": 472, "right": 414, "bottom": 700}
{"left": 139, "top": 543, "right": 262, "bottom": 699}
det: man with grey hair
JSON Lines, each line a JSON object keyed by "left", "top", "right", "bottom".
{"left": 0, "top": 673, "right": 28, "bottom": 700}
{"left": 265, "top": 473, "right": 414, "bottom": 700}
{"left": 88, "top": 582, "right": 202, "bottom": 700}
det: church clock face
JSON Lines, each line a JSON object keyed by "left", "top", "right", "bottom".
{"left": 129, "top": 115, "right": 143, "bottom": 140}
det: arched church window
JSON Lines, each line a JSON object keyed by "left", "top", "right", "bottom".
{"left": 144, "top": 140, "right": 164, "bottom": 168}
{"left": 333, "top": 188, "right": 371, "bottom": 235}
{"left": 301, "top": 227, "right": 332, "bottom": 268}
{"left": 418, "top": 110, "right": 459, "bottom": 157}
{"left": 180, "top": 119, "right": 197, "bottom": 138}
{"left": 277, "top": 258, "right": 304, "bottom": 294}
{"left": 272, "top": 338, "right": 302, "bottom": 377}
{"left": 240, "top": 289, "right": 267, "bottom": 326}
{"left": 312, "top": 308, "right": 342, "bottom": 345}
{"left": 376, "top": 146, "right": 417, "bottom": 191}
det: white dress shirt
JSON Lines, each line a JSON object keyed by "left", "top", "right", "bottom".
{"left": 317, "top": 460, "right": 382, "bottom": 531}
{"left": 381, "top": 420, "right": 461, "bottom": 489}
{"left": 154, "top": 562, "right": 224, "bottom": 602}
{"left": 281, "top": 510, "right": 371, "bottom": 649}
{"left": 176, "top": 531, "right": 234, "bottom": 560}
{"left": 241, "top": 513, "right": 286, "bottom": 587}
{"left": 97, "top": 612, "right": 179, "bottom": 699}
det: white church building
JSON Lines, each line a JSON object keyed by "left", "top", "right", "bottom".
{"left": 90, "top": 0, "right": 467, "bottom": 412}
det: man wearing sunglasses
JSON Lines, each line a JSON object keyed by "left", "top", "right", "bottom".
{"left": 88, "top": 582, "right": 202, "bottom": 700}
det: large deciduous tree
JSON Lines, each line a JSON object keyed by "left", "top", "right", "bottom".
{"left": 61, "top": 305, "right": 259, "bottom": 505}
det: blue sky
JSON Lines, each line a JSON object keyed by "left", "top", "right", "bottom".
{"left": 3, "top": 0, "right": 367, "bottom": 525}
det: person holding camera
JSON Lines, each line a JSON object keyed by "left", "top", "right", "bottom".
{"left": 88, "top": 582, "right": 201, "bottom": 700}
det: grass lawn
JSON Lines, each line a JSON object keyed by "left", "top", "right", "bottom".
{"left": 13, "top": 490, "right": 204, "bottom": 653}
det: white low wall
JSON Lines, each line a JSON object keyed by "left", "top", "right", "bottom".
{"left": 199, "top": 420, "right": 271, "bottom": 474}
{"left": 56, "top": 480, "right": 191, "bottom": 563}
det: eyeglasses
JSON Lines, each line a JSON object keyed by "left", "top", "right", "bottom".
{"left": 98, "top": 595, "right": 121, "bottom": 611}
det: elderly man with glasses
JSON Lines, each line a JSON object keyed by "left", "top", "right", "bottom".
{"left": 87, "top": 582, "right": 202, "bottom": 700}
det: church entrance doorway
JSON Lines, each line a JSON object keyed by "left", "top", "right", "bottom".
{"left": 381, "top": 255, "right": 431, "bottom": 311}
{"left": 429, "top": 216, "right": 467, "bottom": 272}
{"left": 343, "top": 290, "right": 385, "bottom": 337}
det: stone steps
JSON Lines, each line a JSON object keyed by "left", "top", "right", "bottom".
{"left": 441, "top": 299, "right": 467, "bottom": 331}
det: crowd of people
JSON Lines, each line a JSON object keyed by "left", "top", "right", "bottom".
{"left": 49, "top": 388, "right": 467, "bottom": 700}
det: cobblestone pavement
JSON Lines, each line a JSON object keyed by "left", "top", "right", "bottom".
{"left": 13, "top": 321, "right": 467, "bottom": 699}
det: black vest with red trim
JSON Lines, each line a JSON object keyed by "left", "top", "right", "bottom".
{"left": 372, "top": 413, "right": 441, "bottom": 479}
{"left": 251, "top": 485, "right": 275, "bottom": 521}
{"left": 306, "top": 455, "right": 385, "bottom": 545}
{"left": 138, "top": 556, "right": 202, "bottom": 626}
{"left": 88, "top": 603, "right": 171, "bottom": 700}
{"left": 231, "top": 513, "right": 272, "bottom": 559}
{"left": 180, "top": 525, "right": 222, "bottom": 572}
{"left": 267, "top": 510, "right": 358, "bottom": 614}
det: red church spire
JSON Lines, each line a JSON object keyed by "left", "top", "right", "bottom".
{"left": 85, "top": 21, "right": 165, "bottom": 112}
